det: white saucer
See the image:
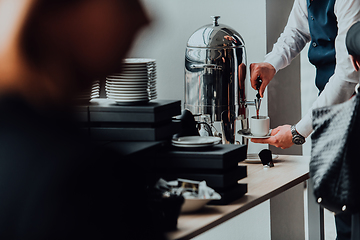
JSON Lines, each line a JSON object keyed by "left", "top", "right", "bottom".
{"left": 172, "top": 136, "right": 221, "bottom": 148}
{"left": 237, "top": 129, "right": 271, "bottom": 139}
{"left": 106, "top": 78, "right": 155, "bottom": 83}
{"left": 105, "top": 84, "right": 147, "bottom": 89}
{"left": 106, "top": 82, "right": 148, "bottom": 87}
{"left": 106, "top": 95, "right": 149, "bottom": 100}
{"left": 111, "top": 98, "right": 149, "bottom": 103}
{"left": 172, "top": 142, "right": 216, "bottom": 148}
{"left": 106, "top": 78, "right": 150, "bottom": 82}
{"left": 105, "top": 89, "right": 148, "bottom": 94}
{"left": 110, "top": 72, "right": 150, "bottom": 76}
{"left": 106, "top": 93, "right": 149, "bottom": 98}
{"left": 123, "top": 58, "right": 156, "bottom": 64}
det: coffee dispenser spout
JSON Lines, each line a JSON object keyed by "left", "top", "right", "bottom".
{"left": 255, "top": 98, "right": 261, "bottom": 112}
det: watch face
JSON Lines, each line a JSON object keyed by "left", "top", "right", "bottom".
{"left": 293, "top": 136, "right": 305, "bottom": 145}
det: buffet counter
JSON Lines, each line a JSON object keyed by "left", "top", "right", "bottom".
{"left": 166, "top": 155, "right": 313, "bottom": 240}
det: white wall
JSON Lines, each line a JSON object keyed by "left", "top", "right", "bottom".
{"left": 130, "top": 0, "right": 267, "bottom": 104}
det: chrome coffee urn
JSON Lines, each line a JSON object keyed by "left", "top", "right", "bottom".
{"left": 185, "top": 16, "right": 255, "bottom": 144}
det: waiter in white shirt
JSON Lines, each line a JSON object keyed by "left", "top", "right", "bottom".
{"left": 250, "top": 0, "right": 360, "bottom": 239}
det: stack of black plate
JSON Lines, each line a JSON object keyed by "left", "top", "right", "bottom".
{"left": 153, "top": 144, "right": 248, "bottom": 205}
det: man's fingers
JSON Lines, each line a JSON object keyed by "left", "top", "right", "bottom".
{"left": 250, "top": 63, "right": 261, "bottom": 90}
{"left": 250, "top": 75, "right": 259, "bottom": 90}
{"left": 259, "top": 84, "right": 266, "bottom": 98}
{"left": 270, "top": 127, "right": 280, "bottom": 135}
{"left": 251, "top": 136, "right": 273, "bottom": 144}
{"left": 250, "top": 138, "right": 269, "bottom": 144}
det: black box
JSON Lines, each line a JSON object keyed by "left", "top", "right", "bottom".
{"left": 155, "top": 144, "right": 247, "bottom": 170}
{"left": 74, "top": 99, "right": 182, "bottom": 141}
{"left": 158, "top": 165, "right": 247, "bottom": 189}
{"left": 88, "top": 99, "right": 181, "bottom": 124}
{"left": 90, "top": 121, "right": 179, "bottom": 141}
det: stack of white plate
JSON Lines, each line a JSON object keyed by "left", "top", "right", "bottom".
{"left": 76, "top": 80, "right": 100, "bottom": 104}
{"left": 105, "top": 58, "right": 157, "bottom": 105}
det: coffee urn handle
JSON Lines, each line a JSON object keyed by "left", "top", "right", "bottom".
{"left": 190, "top": 63, "right": 222, "bottom": 70}
{"left": 212, "top": 16, "right": 220, "bottom": 26}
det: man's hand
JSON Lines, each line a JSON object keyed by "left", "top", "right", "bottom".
{"left": 250, "top": 62, "right": 276, "bottom": 98}
{"left": 251, "top": 124, "right": 294, "bottom": 149}
{"left": 350, "top": 55, "right": 360, "bottom": 71}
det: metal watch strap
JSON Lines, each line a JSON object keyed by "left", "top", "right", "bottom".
{"left": 291, "top": 125, "right": 305, "bottom": 145}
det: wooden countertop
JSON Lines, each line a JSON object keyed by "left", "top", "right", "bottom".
{"left": 166, "top": 155, "right": 310, "bottom": 240}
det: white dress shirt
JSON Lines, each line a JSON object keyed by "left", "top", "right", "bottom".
{"left": 264, "top": 0, "right": 360, "bottom": 138}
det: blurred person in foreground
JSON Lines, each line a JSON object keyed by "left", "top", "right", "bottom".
{"left": 0, "top": 0, "right": 166, "bottom": 239}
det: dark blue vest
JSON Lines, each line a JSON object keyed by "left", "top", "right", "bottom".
{"left": 307, "top": 0, "right": 337, "bottom": 93}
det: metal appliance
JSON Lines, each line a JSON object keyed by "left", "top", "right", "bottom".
{"left": 184, "top": 16, "right": 257, "bottom": 144}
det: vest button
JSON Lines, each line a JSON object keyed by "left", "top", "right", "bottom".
{"left": 311, "top": 16, "right": 314, "bottom": 21}
{"left": 312, "top": 42, "right": 317, "bottom": 47}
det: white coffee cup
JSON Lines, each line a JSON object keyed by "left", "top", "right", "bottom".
{"left": 250, "top": 116, "right": 270, "bottom": 137}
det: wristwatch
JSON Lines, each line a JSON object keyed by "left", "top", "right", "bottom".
{"left": 291, "top": 125, "right": 305, "bottom": 145}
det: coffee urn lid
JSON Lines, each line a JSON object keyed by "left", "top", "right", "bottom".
{"left": 187, "top": 16, "right": 245, "bottom": 48}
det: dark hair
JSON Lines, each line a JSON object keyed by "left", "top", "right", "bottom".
{"left": 20, "top": 0, "right": 85, "bottom": 66}
{"left": 35, "top": 0, "right": 83, "bottom": 9}
{"left": 346, "top": 21, "right": 360, "bottom": 56}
